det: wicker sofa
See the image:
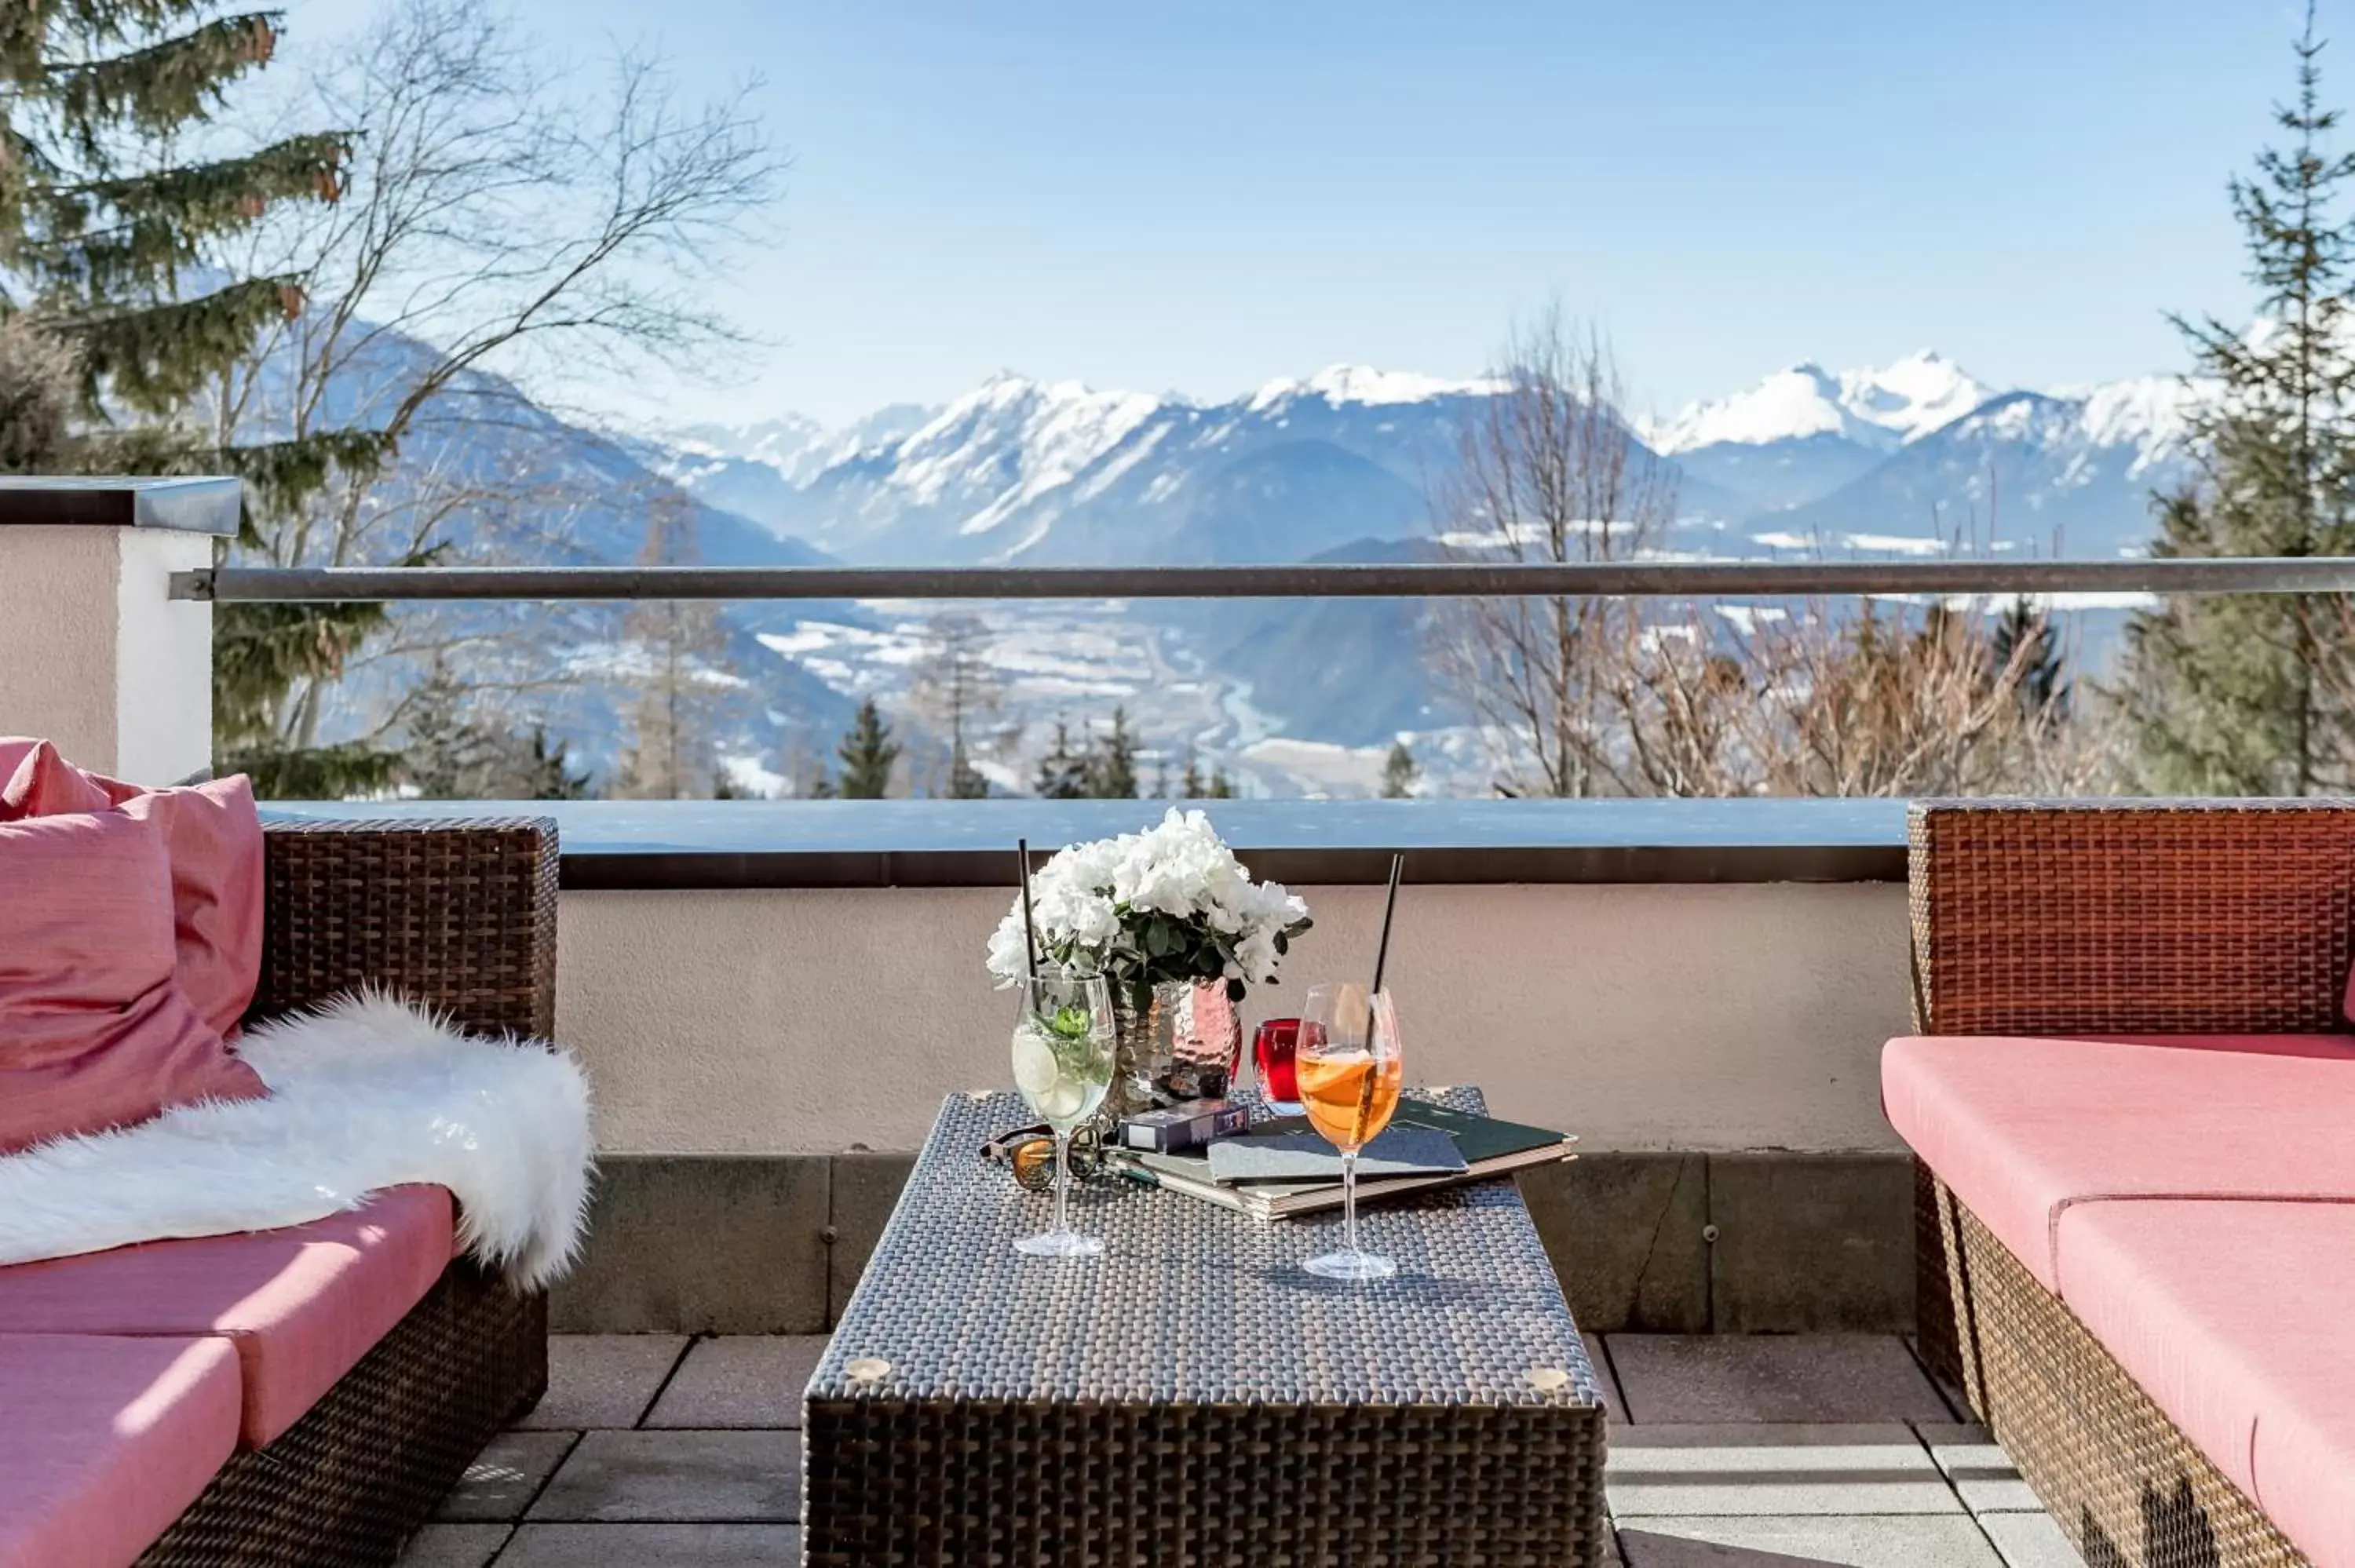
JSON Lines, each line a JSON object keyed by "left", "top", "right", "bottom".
{"left": 1894, "top": 800, "right": 2355, "bottom": 1568}
{"left": 0, "top": 818, "right": 557, "bottom": 1568}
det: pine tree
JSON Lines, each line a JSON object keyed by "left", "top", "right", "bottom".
{"left": 0, "top": 3, "right": 394, "bottom": 797}
{"left": 947, "top": 740, "right": 991, "bottom": 799}
{"left": 1180, "top": 746, "right": 1206, "bottom": 798}
{"left": 835, "top": 698, "right": 900, "bottom": 799}
{"left": 615, "top": 499, "right": 728, "bottom": 800}
{"left": 1204, "top": 768, "right": 1236, "bottom": 799}
{"left": 2116, "top": 3, "right": 2355, "bottom": 794}
{"left": 0, "top": 5, "right": 351, "bottom": 418}
{"left": 1991, "top": 598, "right": 2068, "bottom": 718}
{"left": 911, "top": 612, "right": 1001, "bottom": 798}
{"left": 1380, "top": 739, "right": 1419, "bottom": 798}
{"left": 1033, "top": 717, "right": 1087, "bottom": 800}
{"left": 1083, "top": 706, "right": 1140, "bottom": 798}
{"left": 400, "top": 661, "right": 594, "bottom": 800}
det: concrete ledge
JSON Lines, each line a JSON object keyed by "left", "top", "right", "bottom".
{"left": 0, "top": 476, "right": 242, "bottom": 533}
{"left": 264, "top": 798, "right": 1911, "bottom": 887}
{"left": 545, "top": 1150, "right": 1916, "bottom": 1335}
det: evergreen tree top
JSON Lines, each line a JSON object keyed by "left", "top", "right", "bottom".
{"left": 0, "top": 2, "right": 351, "bottom": 415}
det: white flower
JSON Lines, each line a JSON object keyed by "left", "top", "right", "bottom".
{"left": 984, "top": 808, "right": 1309, "bottom": 988}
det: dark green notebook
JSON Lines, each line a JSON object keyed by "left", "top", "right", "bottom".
{"left": 1113, "top": 1100, "right": 1577, "bottom": 1222}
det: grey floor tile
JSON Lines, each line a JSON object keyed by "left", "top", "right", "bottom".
{"left": 1980, "top": 1513, "right": 2087, "bottom": 1568}
{"left": 645, "top": 1336, "right": 828, "bottom": 1429}
{"left": 1586, "top": 1332, "right": 1631, "bottom": 1424}
{"left": 1608, "top": 1424, "right": 1960, "bottom": 1517}
{"left": 433, "top": 1433, "right": 579, "bottom": 1522}
{"left": 396, "top": 1523, "right": 511, "bottom": 1567}
{"left": 514, "top": 1336, "right": 690, "bottom": 1431}
{"left": 528, "top": 1430, "right": 801, "bottom": 1523}
{"left": 1905, "top": 1334, "right": 1977, "bottom": 1421}
{"left": 1917, "top": 1423, "right": 2043, "bottom": 1513}
{"left": 1618, "top": 1515, "right": 2006, "bottom": 1566}
{"left": 497, "top": 1524, "right": 802, "bottom": 1566}
{"left": 1609, "top": 1336, "right": 1951, "bottom": 1424}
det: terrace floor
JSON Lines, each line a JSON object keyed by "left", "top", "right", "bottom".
{"left": 397, "top": 1332, "right": 2087, "bottom": 1567}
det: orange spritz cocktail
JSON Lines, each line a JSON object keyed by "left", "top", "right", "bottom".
{"left": 1296, "top": 1048, "right": 1404, "bottom": 1152}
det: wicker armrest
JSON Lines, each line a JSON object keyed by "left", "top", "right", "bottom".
{"left": 1908, "top": 800, "right": 2355, "bottom": 1036}
{"left": 248, "top": 818, "right": 559, "bottom": 1039}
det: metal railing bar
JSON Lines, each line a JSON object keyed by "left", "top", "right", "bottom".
{"left": 168, "top": 557, "right": 2355, "bottom": 603}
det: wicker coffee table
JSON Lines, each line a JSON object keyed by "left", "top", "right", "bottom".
{"left": 803, "top": 1087, "right": 1608, "bottom": 1566}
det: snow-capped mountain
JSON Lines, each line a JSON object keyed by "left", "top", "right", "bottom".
{"left": 642, "top": 352, "right": 2204, "bottom": 786}
{"left": 670, "top": 349, "right": 2196, "bottom": 571}
{"left": 1642, "top": 352, "right": 1999, "bottom": 512}
{"left": 1766, "top": 377, "right": 2200, "bottom": 556}
{"left": 673, "top": 363, "right": 1715, "bottom": 567}
{"left": 1645, "top": 351, "right": 1995, "bottom": 454}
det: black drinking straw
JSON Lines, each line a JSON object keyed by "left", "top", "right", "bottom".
{"left": 1370, "top": 852, "right": 1405, "bottom": 996}
{"left": 1352, "top": 852, "right": 1408, "bottom": 1142}
{"left": 1016, "top": 838, "right": 1042, "bottom": 981}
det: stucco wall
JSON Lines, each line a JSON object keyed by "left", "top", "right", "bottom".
{"left": 0, "top": 527, "right": 119, "bottom": 769}
{"left": 557, "top": 881, "right": 1913, "bottom": 1156}
{"left": 0, "top": 525, "right": 212, "bottom": 782}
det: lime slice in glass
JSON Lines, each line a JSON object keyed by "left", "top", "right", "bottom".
{"left": 1012, "top": 1025, "right": 1061, "bottom": 1100}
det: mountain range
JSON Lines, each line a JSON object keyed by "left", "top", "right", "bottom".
{"left": 657, "top": 349, "right": 2201, "bottom": 567}
{"left": 290, "top": 331, "right": 2209, "bottom": 797}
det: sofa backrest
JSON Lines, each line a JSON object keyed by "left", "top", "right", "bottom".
{"left": 1909, "top": 800, "right": 2355, "bottom": 1036}
{"left": 251, "top": 819, "right": 558, "bottom": 1041}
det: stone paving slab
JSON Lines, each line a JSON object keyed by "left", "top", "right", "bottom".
{"left": 433, "top": 1432, "right": 579, "bottom": 1522}
{"left": 1607, "top": 1424, "right": 1961, "bottom": 1517}
{"left": 395, "top": 1523, "right": 511, "bottom": 1567}
{"left": 645, "top": 1336, "right": 827, "bottom": 1429}
{"left": 1980, "top": 1512, "right": 2090, "bottom": 1568}
{"left": 1609, "top": 1334, "right": 1952, "bottom": 1424}
{"left": 1904, "top": 1334, "right": 1977, "bottom": 1420}
{"left": 1918, "top": 1422, "right": 2043, "bottom": 1513}
{"left": 515, "top": 1335, "right": 689, "bottom": 1430}
{"left": 528, "top": 1430, "right": 801, "bottom": 1523}
{"left": 1616, "top": 1515, "right": 2008, "bottom": 1566}
{"left": 1585, "top": 1331, "right": 1630, "bottom": 1424}
{"left": 496, "top": 1523, "right": 804, "bottom": 1565}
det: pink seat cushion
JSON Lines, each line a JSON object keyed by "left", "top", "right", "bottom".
{"left": 0, "top": 738, "right": 264, "bottom": 1037}
{"left": 1882, "top": 1033, "right": 2355, "bottom": 1289}
{"left": 0, "top": 1187, "right": 455, "bottom": 1449}
{"left": 0, "top": 810, "right": 266, "bottom": 1154}
{"left": 0, "top": 1333, "right": 242, "bottom": 1568}
{"left": 2056, "top": 1200, "right": 2355, "bottom": 1568}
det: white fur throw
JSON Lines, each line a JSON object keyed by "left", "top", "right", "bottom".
{"left": 0, "top": 992, "right": 593, "bottom": 1289}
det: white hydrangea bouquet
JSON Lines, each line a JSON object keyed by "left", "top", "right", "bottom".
{"left": 988, "top": 808, "right": 1313, "bottom": 1016}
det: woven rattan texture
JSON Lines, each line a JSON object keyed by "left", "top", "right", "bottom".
{"left": 251, "top": 819, "right": 559, "bottom": 1039}
{"left": 1922, "top": 1179, "right": 2306, "bottom": 1568}
{"left": 1908, "top": 800, "right": 2355, "bottom": 1035}
{"left": 806, "top": 1088, "right": 1607, "bottom": 1567}
{"left": 130, "top": 818, "right": 559, "bottom": 1564}
{"left": 134, "top": 1260, "right": 548, "bottom": 1568}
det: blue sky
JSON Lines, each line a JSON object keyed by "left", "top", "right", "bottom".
{"left": 287, "top": 1, "right": 2308, "bottom": 427}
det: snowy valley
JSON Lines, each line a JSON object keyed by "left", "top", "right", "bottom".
{"left": 637, "top": 351, "right": 2199, "bottom": 797}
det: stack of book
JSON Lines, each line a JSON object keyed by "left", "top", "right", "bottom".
{"left": 1109, "top": 1100, "right": 1576, "bottom": 1221}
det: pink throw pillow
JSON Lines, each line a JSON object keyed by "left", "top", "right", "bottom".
{"left": 0, "top": 811, "right": 267, "bottom": 1154}
{"left": 0, "top": 739, "right": 264, "bottom": 1037}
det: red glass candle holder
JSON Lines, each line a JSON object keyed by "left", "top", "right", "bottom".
{"left": 1253, "top": 1017, "right": 1327, "bottom": 1104}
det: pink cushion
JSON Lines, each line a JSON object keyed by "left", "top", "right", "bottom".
{"left": 0, "top": 1333, "right": 242, "bottom": 1568}
{"left": 0, "top": 1186, "right": 455, "bottom": 1449}
{"left": 2055, "top": 1201, "right": 2355, "bottom": 1567}
{"left": 0, "top": 738, "right": 264, "bottom": 1037}
{"left": 1882, "top": 1034, "right": 2355, "bottom": 1290}
{"left": 0, "top": 811, "right": 266, "bottom": 1154}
